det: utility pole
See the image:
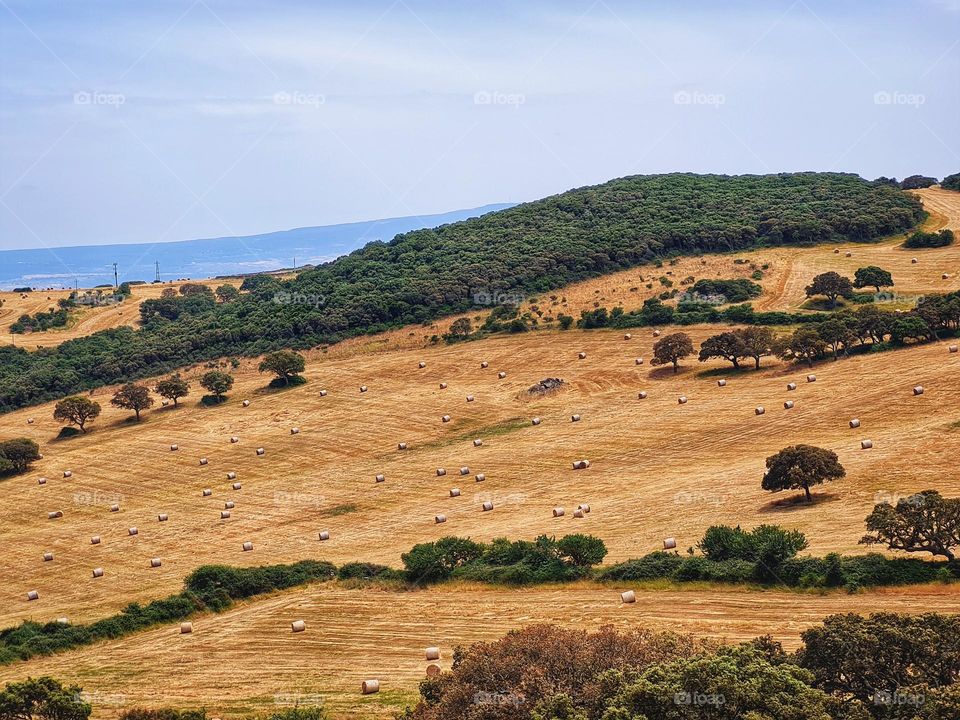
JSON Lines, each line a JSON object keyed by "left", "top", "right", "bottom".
{"left": 155, "top": 261, "right": 160, "bottom": 283}
{"left": 113, "top": 263, "right": 119, "bottom": 288}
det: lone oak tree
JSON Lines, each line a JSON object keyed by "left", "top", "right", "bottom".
{"left": 762, "top": 444, "right": 846, "bottom": 502}
{"left": 651, "top": 332, "right": 693, "bottom": 373}
{"left": 52, "top": 396, "right": 101, "bottom": 433}
{"left": 853, "top": 266, "right": 894, "bottom": 293}
{"left": 860, "top": 490, "right": 960, "bottom": 561}
{"left": 155, "top": 375, "right": 190, "bottom": 406}
{"left": 111, "top": 383, "right": 154, "bottom": 421}
{"left": 805, "top": 271, "right": 854, "bottom": 308}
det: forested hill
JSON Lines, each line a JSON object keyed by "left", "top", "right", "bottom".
{"left": 0, "top": 173, "right": 923, "bottom": 412}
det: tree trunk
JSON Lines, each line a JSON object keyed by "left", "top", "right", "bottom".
{"left": 672, "top": 360, "right": 679, "bottom": 373}
{"left": 731, "top": 358, "right": 740, "bottom": 369}
{"left": 804, "top": 483, "right": 812, "bottom": 502}
{"left": 754, "top": 356, "right": 761, "bottom": 370}
{"left": 135, "top": 409, "right": 141, "bottom": 421}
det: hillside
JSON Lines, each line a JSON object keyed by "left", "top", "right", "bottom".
{"left": 0, "top": 173, "right": 923, "bottom": 412}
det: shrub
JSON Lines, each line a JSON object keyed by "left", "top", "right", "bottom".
{"left": 903, "top": 229, "right": 954, "bottom": 248}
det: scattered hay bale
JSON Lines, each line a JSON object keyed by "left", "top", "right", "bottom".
{"left": 92, "top": 568, "right": 104, "bottom": 578}
{"left": 56, "top": 617, "right": 69, "bottom": 624}
{"left": 199, "top": 458, "right": 208, "bottom": 466}
{"left": 573, "top": 509, "right": 585, "bottom": 518}
{"left": 375, "top": 474, "right": 385, "bottom": 483}
{"left": 481, "top": 501, "right": 494, "bottom": 512}
{"left": 943, "top": 273, "right": 951, "bottom": 280}
{"left": 678, "top": 396, "right": 688, "bottom": 404}
{"left": 27, "top": 590, "right": 39, "bottom": 601}
{"left": 459, "top": 467, "right": 469, "bottom": 475}
{"left": 37, "top": 477, "right": 47, "bottom": 485}
{"left": 466, "top": 394, "right": 475, "bottom": 402}
{"left": 912, "top": 258, "right": 918, "bottom": 264}
{"left": 807, "top": 375, "right": 816, "bottom": 383}
{"left": 426, "top": 664, "right": 441, "bottom": 678}
{"left": 553, "top": 507, "right": 565, "bottom": 517}
{"left": 663, "top": 537, "right": 677, "bottom": 549}
{"left": 63, "top": 471, "right": 72, "bottom": 478}
{"left": 571, "top": 414, "right": 581, "bottom": 422}
{"left": 498, "top": 371, "right": 507, "bottom": 379}
{"left": 150, "top": 558, "right": 161, "bottom": 568}
{"left": 291, "top": 620, "right": 306, "bottom": 633}
{"left": 474, "top": 473, "right": 486, "bottom": 482}
{"left": 129, "top": 527, "right": 138, "bottom": 535}
{"left": 621, "top": 590, "right": 636, "bottom": 603}
{"left": 850, "top": 418, "right": 861, "bottom": 428}
{"left": 950, "top": 345, "right": 958, "bottom": 353}
{"left": 226, "top": 472, "right": 237, "bottom": 480}
{"left": 624, "top": 333, "right": 632, "bottom": 340}
{"left": 861, "top": 439, "right": 873, "bottom": 449}
{"left": 290, "top": 427, "right": 300, "bottom": 435}
{"left": 437, "top": 468, "right": 447, "bottom": 476}
{"left": 435, "top": 514, "right": 447, "bottom": 523}
{"left": 473, "top": 439, "right": 483, "bottom": 447}
{"left": 242, "top": 541, "right": 253, "bottom": 551}
{"left": 578, "top": 503, "right": 591, "bottom": 513}
{"left": 43, "top": 552, "right": 53, "bottom": 561}
{"left": 755, "top": 406, "right": 765, "bottom": 415}
{"left": 319, "top": 531, "right": 330, "bottom": 541}
{"left": 360, "top": 385, "right": 368, "bottom": 393}
{"left": 442, "top": 415, "right": 452, "bottom": 423}
{"left": 572, "top": 460, "right": 591, "bottom": 470}
{"left": 47, "top": 511, "right": 62, "bottom": 520}
{"left": 224, "top": 501, "right": 235, "bottom": 509}
{"left": 232, "top": 482, "right": 242, "bottom": 490}
{"left": 220, "top": 511, "right": 231, "bottom": 519}
{"left": 638, "top": 391, "right": 647, "bottom": 399}
{"left": 180, "top": 622, "right": 193, "bottom": 634}
{"left": 27, "top": 418, "right": 34, "bottom": 424}
{"left": 653, "top": 330, "right": 661, "bottom": 337}
{"left": 532, "top": 417, "right": 541, "bottom": 425}
{"left": 419, "top": 361, "right": 426, "bottom": 368}
{"left": 439, "top": 382, "right": 448, "bottom": 390}
{"left": 362, "top": 680, "right": 380, "bottom": 695}
{"left": 230, "top": 436, "right": 239, "bottom": 444}
{"left": 203, "top": 489, "right": 212, "bottom": 497}
{"left": 242, "top": 400, "right": 250, "bottom": 407}
{"left": 913, "top": 386, "right": 924, "bottom": 395}
{"left": 170, "top": 444, "right": 179, "bottom": 451}
{"left": 320, "top": 390, "right": 328, "bottom": 397}
{"left": 256, "top": 448, "right": 265, "bottom": 456}
{"left": 717, "top": 379, "right": 727, "bottom": 387}
{"left": 578, "top": 352, "right": 587, "bottom": 359}
{"left": 398, "top": 442, "right": 408, "bottom": 450}
{"left": 784, "top": 401, "right": 794, "bottom": 409}
{"left": 635, "top": 358, "right": 644, "bottom": 365}
{"left": 158, "top": 513, "right": 169, "bottom": 522}
{"left": 787, "top": 382, "right": 797, "bottom": 391}
{"left": 90, "top": 536, "right": 101, "bottom": 545}
{"left": 480, "top": 361, "right": 489, "bottom": 368}
{"left": 449, "top": 488, "right": 461, "bottom": 497}
{"left": 834, "top": 249, "right": 840, "bottom": 254}
{"left": 425, "top": 647, "right": 441, "bottom": 661}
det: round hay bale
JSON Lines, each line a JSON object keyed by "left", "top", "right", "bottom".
{"left": 320, "top": 390, "right": 328, "bottom": 397}
{"left": 571, "top": 414, "right": 581, "bottom": 422}
{"left": 465, "top": 395, "right": 476, "bottom": 404}
{"left": 834, "top": 248, "right": 840, "bottom": 254}
{"left": 419, "top": 361, "right": 426, "bottom": 368}
{"left": 578, "top": 503, "right": 591, "bottom": 513}
{"left": 360, "top": 385, "right": 368, "bottom": 393}
{"left": 653, "top": 330, "right": 661, "bottom": 337}
{"left": 27, "top": 590, "right": 39, "bottom": 601}
{"left": 949, "top": 345, "right": 958, "bottom": 353}
{"left": 911, "top": 258, "right": 918, "bottom": 264}
{"left": 170, "top": 444, "right": 179, "bottom": 451}
{"left": 162, "top": 399, "right": 169, "bottom": 407}
{"left": 230, "top": 436, "right": 239, "bottom": 444}
{"left": 573, "top": 508, "right": 585, "bottom": 518}
{"left": 553, "top": 507, "right": 565, "bottom": 517}
{"left": 497, "top": 371, "right": 507, "bottom": 379}
{"left": 572, "top": 460, "right": 591, "bottom": 470}
{"left": 91, "top": 536, "right": 101, "bottom": 545}
{"left": 92, "top": 567, "right": 104, "bottom": 578}
{"left": 943, "top": 273, "right": 951, "bottom": 280}
{"left": 242, "top": 541, "right": 253, "bottom": 551}
{"left": 47, "top": 511, "right": 62, "bottom": 519}
{"left": 232, "top": 482, "right": 242, "bottom": 490}
{"left": 37, "top": 477, "right": 47, "bottom": 485}
{"left": 635, "top": 358, "right": 644, "bottom": 365}
{"left": 226, "top": 472, "right": 236, "bottom": 480}
{"left": 426, "top": 664, "right": 441, "bottom": 678}
{"left": 624, "top": 333, "right": 632, "bottom": 340}
{"left": 578, "top": 352, "right": 586, "bottom": 359}
{"left": 180, "top": 622, "right": 193, "bottom": 634}
{"left": 256, "top": 447, "right": 265, "bottom": 456}
{"left": 43, "top": 552, "right": 53, "bottom": 561}
{"left": 63, "top": 471, "right": 72, "bottom": 478}
{"left": 913, "top": 386, "right": 924, "bottom": 395}
{"left": 638, "top": 391, "right": 647, "bottom": 399}
{"left": 621, "top": 590, "right": 636, "bottom": 603}
{"left": 449, "top": 488, "right": 461, "bottom": 497}
{"left": 481, "top": 501, "right": 493, "bottom": 512}
{"left": 678, "top": 396, "right": 688, "bottom": 405}
{"left": 717, "top": 379, "right": 726, "bottom": 387}
{"left": 755, "top": 406, "right": 765, "bottom": 415}
{"left": 473, "top": 439, "right": 483, "bottom": 447}
{"left": 807, "top": 375, "right": 816, "bottom": 383}
{"left": 242, "top": 400, "right": 250, "bottom": 407}
{"left": 784, "top": 400, "right": 794, "bottom": 409}
{"left": 199, "top": 458, "right": 209, "bottom": 466}
{"left": 224, "top": 501, "right": 235, "bottom": 509}
{"left": 532, "top": 417, "right": 541, "bottom": 425}
{"left": 202, "top": 489, "right": 212, "bottom": 497}
{"left": 398, "top": 442, "right": 408, "bottom": 450}
{"left": 375, "top": 474, "right": 385, "bottom": 483}
{"left": 849, "top": 418, "right": 861, "bottom": 428}
{"left": 318, "top": 530, "right": 330, "bottom": 541}
{"left": 158, "top": 513, "right": 169, "bottom": 522}
{"left": 425, "top": 646, "right": 441, "bottom": 661}
{"left": 663, "top": 537, "right": 677, "bottom": 550}
{"left": 441, "top": 415, "right": 452, "bottom": 423}
{"left": 56, "top": 617, "right": 69, "bottom": 624}
{"left": 220, "top": 511, "right": 231, "bottom": 519}
{"left": 437, "top": 468, "right": 447, "bottom": 476}
{"left": 150, "top": 558, "right": 161, "bottom": 568}
{"left": 861, "top": 439, "right": 873, "bottom": 449}
{"left": 128, "top": 527, "right": 138, "bottom": 535}
{"left": 362, "top": 680, "right": 380, "bottom": 695}
{"left": 459, "top": 467, "right": 469, "bottom": 475}
{"left": 291, "top": 427, "right": 300, "bottom": 435}
{"left": 438, "top": 383, "right": 448, "bottom": 390}
{"left": 480, "top": 361, "right": 489, "bottom": 368}
{"left": 845, "top": 251, "right": 852, "bottom": 257}
{"left": 435, "top": 514, "right": 447, "bottom": 523}
{"left": 27, "top": 418, "right": 34, "bottom": 424}
{"left": 474, "top": 473, "right": 486, "bottom": 482}
{"left": 291, "top": 620, "right": 306, "bottom": 633}
{"left": 787, "top": 382, "right": 797, "bottom": 391}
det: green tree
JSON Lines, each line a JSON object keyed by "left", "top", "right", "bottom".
{"left": 860, "top": 490, "right": 960, "bottom": 561}
{"left": 557, "top": 314, "right": 574, "bottom": 330}
{"left": 179, "top": 283, "right": 213, "bottom": 298}
{"left": 446, "top": 317, "right": 472, "bottom": 339}
{"left": 775, "top": 328, "right": 827, "bottom": 367}
{"left": 0, "top": 438, "right": 41, "bottom": 475}
{"left": 651, "top": 332, "right": 693, "bottom": 373}
{"left": 401, "top": 537, "right": 485, "bottom": 584}
{"left": 215, "top": 284, "right": 240, "bottom": 303}
{"left": 154, "top": 375, "right": 190, "bottom": 406}
{"left": 762, "top": 445, "right": 846, "bottom": 502}
{"left": 853, "top": 266, "right": 894, "bottom": 293}
{"left": 111, "top": 383, "right": 154, "bottom": 421}
{"left": 258, "top": 350, "right": 306, "bottom": 386}
{"left": 816, "top": 318, "right": 855, "bottom": 360}
{"left": 52, "top": 396, "right": 101, "bottom": 433}
{"left": 200, "top": 371, "right": 234, "bottom": 402}
{"left": 556, "top": 534, "right": 608, "bottom": 567}
{"left": 734, "top": 326, "right": 776, "bottom": 370}
{"left": 805, "top": 271, "right": 854, "bottom": 308}
{"left": 0, "top": 676, "right": 91, "bottom": 720}
{"left": 698, "top": 331, "right": 747, "bottom": 369}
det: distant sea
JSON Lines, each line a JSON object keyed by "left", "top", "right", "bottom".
{"left": 0, "top": 204, "right": 513, "bottom": 290}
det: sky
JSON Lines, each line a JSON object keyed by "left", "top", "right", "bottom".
{"left": 0, "top": 0, "right": 958, "bottom": 250}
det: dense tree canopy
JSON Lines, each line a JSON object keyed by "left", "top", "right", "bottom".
{"left": 762, "top": 445, "right": 846, "bottom": 502}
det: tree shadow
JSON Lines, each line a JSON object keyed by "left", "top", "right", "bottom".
{"left": 759, "top": 492, "right": 841, "bottom": 513}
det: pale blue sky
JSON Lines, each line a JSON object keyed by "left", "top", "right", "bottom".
{"left": 1, "top": 0, "right": 958, "bottom": 249}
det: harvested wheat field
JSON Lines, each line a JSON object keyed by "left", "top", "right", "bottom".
{"left": 1, "top": 580, "right": 957, "bottom": 718}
